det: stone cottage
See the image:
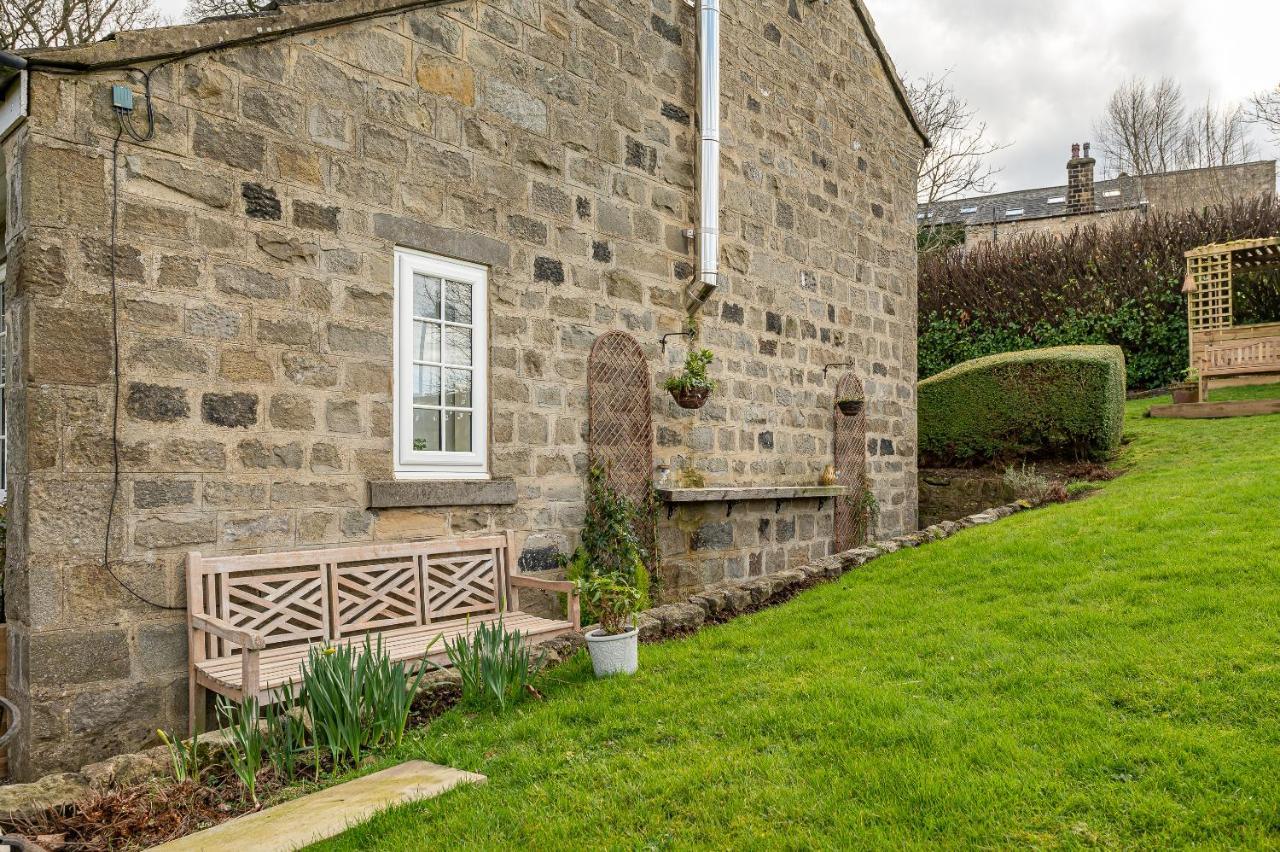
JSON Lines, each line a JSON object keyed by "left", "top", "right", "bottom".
{"left": 0, "top": 0, "right": 925, "bottom": 778}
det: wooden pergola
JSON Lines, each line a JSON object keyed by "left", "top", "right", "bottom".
{"left": 1168, "top": 236, "right": 1280, "bottom": 414}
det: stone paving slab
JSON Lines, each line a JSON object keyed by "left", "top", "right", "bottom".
{"left": 152, "top": 761, "right": 485, "bottom": 852}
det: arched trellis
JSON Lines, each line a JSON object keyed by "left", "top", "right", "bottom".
{"left": 832, "top": 372, "right": 869, "bottom": 552}
{"left": 587, "top": 331, "right": 654, "bottom": 507}
{"left": 586, "top": 332, "right": 658, "bottom": 575}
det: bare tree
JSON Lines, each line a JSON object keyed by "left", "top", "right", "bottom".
{"left": 1182, "top": 99, "right": 1255, "bottom": 169}
{"left": 1094, "top": 76, "right": 1187, "bottom": 176}
{"left": 184, "top": 0, "right": 273, "bottom": 22}
{"left": 1, "top": 0, "right": 164, "bottom": 50}
{"left": 1250, "top": 84, "right": 1280, "bottom": 144}
{"left": 908, "top": 70, "right": 1008, "bottom": 208}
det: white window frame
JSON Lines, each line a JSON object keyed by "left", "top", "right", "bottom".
{"left": 392, "top": 248, "right": 489, "bottom": 480}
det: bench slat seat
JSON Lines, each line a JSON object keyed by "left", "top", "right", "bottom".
{"left": 186, "top": 533, "right": 580, "bottom": 733}
{"left": 194, "top": 612, "right": 572, "bottom": 693}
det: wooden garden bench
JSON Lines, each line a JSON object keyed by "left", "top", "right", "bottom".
{"left": 1198, "top": 336, "right": 1280, "bottom": 399}
{"left": 186, "top": 532, "right": 580, "bottom": 733}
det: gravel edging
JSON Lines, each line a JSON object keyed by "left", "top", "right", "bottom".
{"left": 0, "top": 497, "right": 1041, "bottom": 823}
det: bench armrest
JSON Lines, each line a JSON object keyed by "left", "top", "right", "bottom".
{"left": 510, "top": 575, "right": 581, "bottom": 631}
{"left": 190, "top": 614, "right": 268, "bottom": 651}
{"left": 510, "top": 575, "right": 576, "bottom": 593}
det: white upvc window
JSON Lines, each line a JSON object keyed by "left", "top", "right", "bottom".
{"left": 393, "top": 248, "right": 489, "bottom": 480}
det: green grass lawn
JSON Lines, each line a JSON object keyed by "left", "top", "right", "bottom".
{"left": 315, "top": 385, "right": 1280, "bottom": 850}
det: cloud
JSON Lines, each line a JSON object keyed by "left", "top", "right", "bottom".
{"left": 866, "top": 0, "right": 1280, "bottom": 193}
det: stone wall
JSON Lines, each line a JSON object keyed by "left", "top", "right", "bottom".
{"left": 3, "top": 0, "right": 922, "bottom": 777}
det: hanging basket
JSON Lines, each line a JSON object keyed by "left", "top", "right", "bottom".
{"left": 835, "top": 398, "right": 864, "bottom": 417}
{"left": 670, "top": 386, "right": 710, "bottom": 410}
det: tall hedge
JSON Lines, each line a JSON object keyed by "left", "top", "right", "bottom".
{"left": 919, "top": 196, "right": 1280, "bottom": 390}
{"left": 918, "top": 345, "right": 1126, "bottom": 466}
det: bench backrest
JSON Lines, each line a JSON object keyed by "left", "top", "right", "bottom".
{"left": 188, "top": 533, "right": 516, "bottom": 654}
{"left": 1201, "top": 336, "right": 1280, "bottom": 375}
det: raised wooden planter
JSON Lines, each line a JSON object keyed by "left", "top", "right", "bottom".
{"left": 1148, "top": 398, "right": 1280, "bottom": 419}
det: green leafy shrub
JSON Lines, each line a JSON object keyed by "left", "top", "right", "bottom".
{"left": 216, "top": 696, "right": 266, "bottom": 806}
{"left": 918, "top": 196, "right": 1280, "bottom": 390}
{"left": 918, "top": 345, "right": 1126, "bottom": 465}
{"left": 156, "top": 728, "right": 203, "bottom": 784}
{"left": 576, "top": 573, "right": 641, "bottom": 635}
{"left": 445, "top": 617, "right": 544, "bottom": 712}
{"left": 560, "top": 466, "right": 651, "bottom": 610}
{"left": 262, "top": 681, "right": 305, "bottom": 784}
{"left": 300, "top": 636, "right": 427, "bottom": 774}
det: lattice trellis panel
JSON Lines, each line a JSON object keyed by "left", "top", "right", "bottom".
{"left": 587, "top": 331, "right": 654, "bottom": 508}
{"left": 425, "top": 553, "right": 499, "bottom": 622}
{"left": 223, "top": 568, "right": 329, "bottom": 649}
{"left": 833, "top": 372, "right": 869, "bottom": 552}
{"left": 330, "top": 557, "right": 422, "bottom": 638}
{"left": 1187, "top": 250, "right": 1233, "bottom": 332}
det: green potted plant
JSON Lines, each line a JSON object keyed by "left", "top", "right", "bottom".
{"left": 835, "top": 390, "right": 865, "bottom": 417}
{"left": 1171, "top": 366, "right": 1200, "bottom": 404}
{"left": 576, "top": 573, "right": 642, "bottom": 677}
{"left": 664, "top": 348, "right": 716, "bottom": 410}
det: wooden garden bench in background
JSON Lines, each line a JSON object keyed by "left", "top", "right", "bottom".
{"left": 1198, "top": 335, "right": 1280, "bottom": 400}
{"left": 186, "top": 532, "right": 580, "bottom": 733}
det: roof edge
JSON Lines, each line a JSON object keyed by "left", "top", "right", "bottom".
{"left": 850, "top": 0, "right": 930, "bottom": 149}
{"left": 18, "top": 0, "right": 450, "bottom": 70}
{"left": 20, "top": 0, "right": 933, "bottom": 151}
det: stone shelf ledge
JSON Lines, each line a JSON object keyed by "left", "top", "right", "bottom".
{"left": 656, "top": 485, "right": 848, "bottom": 517}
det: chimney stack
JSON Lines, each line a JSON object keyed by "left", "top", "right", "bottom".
{"left": 1067, "top": 141, "right": 1096, "bottom": 214}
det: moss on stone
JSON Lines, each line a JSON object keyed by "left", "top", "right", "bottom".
{"left": 918, "top": 345, "right": 1126, "bottom": 465}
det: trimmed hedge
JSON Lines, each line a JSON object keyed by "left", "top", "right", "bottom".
{"left": 918, "top": 196, "right": 1280, "bottom": 390}
{"left": 918, "top": 345, "right": 1126, "bottom": 465}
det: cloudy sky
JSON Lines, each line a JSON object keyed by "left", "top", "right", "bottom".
{"left": 864, "top": 0, "right": 1280, "bottom": 193}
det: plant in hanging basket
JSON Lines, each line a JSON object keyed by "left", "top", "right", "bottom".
{"left": 835, "top": 395, "right": 865, "bottom": 416}
{"left": 663, "top": 348, "right": 717, "bottom": 409}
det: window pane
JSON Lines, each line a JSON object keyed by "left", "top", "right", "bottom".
{"left": 445, "top": 326, "right": 472, "bottom": 365}
{"left": 413, "top": 274, "right": 441, "bottom": 319}
{"left": 413, "top": 366, "right": 441, "bottom": 406}
{"left": 445, "top": 280, "right": 472, "bottom": 324}
{"left": 444, "top": 368, "right": 472, "bottom": 407}
{"left": 412, "top": 408, "right": 440, "bottom": 452}
{"left": 445, "top": 411, "right": 472, "bottom": 453}
{"left": 413, "top": 321, "right": 441, "bottom": 362}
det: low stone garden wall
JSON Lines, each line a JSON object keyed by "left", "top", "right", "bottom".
{"left": 0, "top": 498, "right": 1040, "bottom": 825}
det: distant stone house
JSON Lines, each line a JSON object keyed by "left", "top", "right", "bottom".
{"left": 921, "top": 142, "right": 1277, "bottom": 247}
{"left": 0, "top": 0, "right": 925, "bottom": 778}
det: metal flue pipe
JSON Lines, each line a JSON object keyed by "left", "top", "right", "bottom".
{"left": 689, "top": 0, "right": 721, "bottom": 314}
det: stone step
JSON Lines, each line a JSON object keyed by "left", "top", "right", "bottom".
{"left": 152, "top": 761, "right": 484, "bottom": 852}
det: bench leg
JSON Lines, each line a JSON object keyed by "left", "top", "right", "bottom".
{"left": 189, "top": 675, "right": 207, "bottom": 737}
{"left": 1200, "top": 375, "right": 1209, "bottom": 402}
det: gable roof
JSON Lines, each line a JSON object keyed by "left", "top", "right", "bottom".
{"left": 16, "top": 0, "right": 930, "bottom": 148}
{"left": 918, "top": 175, "right": 1143, "bottom": 227}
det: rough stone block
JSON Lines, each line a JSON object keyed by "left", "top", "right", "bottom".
{"left": 201, "top": 392, "right": 258, "bottom": 428}
{"left": 29, "top": 628, "right": 130, "bottom": 686}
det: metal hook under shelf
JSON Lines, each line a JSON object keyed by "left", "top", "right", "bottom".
{"left": 661, "top": 330, "right": 695, "bottom": 353}
{"left": 822, "top": 361, "right": 855, "bottom": 377}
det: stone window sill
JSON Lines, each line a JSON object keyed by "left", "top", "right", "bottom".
{"left": 368, "top": 478, "right": 518, "bottom": 509}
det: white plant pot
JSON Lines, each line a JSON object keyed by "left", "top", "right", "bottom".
{"left": 584, "top": 627, "right": 639, "bottom": 677}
